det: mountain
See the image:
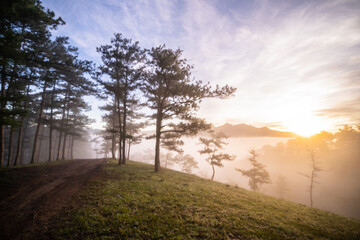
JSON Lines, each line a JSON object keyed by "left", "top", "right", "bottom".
{"left": 214, "top": 123, "right": 298, "bottom": 138}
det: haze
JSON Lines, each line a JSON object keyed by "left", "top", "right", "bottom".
{"left": 1, "top": 2, "right": 360, "bottom": 237}
{"left": 38, "top": 0, "right": 359, "bottom": 218}
{"left": 42, "top": 0, "right": 360, "bottom": 136}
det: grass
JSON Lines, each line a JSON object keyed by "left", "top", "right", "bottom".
{"left": 50, "top": 160, "right": 360, "bottom": 239}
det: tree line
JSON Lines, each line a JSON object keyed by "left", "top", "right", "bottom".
{"left": 1, "top": 0, "right": 96, "bottom": 167}
{"left": 258, "top": 125, "right": 360, "bottom": 213}
{"left": 95, "top": 34, "right": 236, "bottom": 172}
{"left": 1, "top": 0, "right": 236, "bottom": 172}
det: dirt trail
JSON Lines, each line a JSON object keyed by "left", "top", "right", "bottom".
{"left": 0, "top": 159, "right": 105, "bottom": 240}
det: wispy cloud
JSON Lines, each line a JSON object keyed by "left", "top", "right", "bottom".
{"left": 42, "top": 0, "right": 360, "bottom": 132}
{"left": 316, "top": 97, "right": 360, "bottom": 122}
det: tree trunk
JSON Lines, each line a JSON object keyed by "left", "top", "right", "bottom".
{"left": 0, "top": 43, "right": 22, "bottom": 167}
{"left": 52, "top": 131, "right": 57, "bottom": 161}
{"left": 56, "top": 130, "right": 62, "bottom": 160}
{"left": 19, "top": 118, "right": 29, "bottom": 165}
{"left": 70, "top": 136, "right": 74, "bottom": 159}
{"left": 31, "top": 80, "right": 48, "bottom": 164}
{"left": 48, "top": 120, "right": 53, "bottom": 162}
{"left": 116, "top": 96, "right": 122, "bottom": 165}
{"left": 36, "top": 125, "right": 45, "bottom": 163}
{"left": 111, "top": 102, "right": 116, "bottom": 159}
{"left": 127, "top": 140, "right": 131, "bottom": 161}
{"left": 1, "top": 60, "right": 15, "bottom": 167}
{"left": 2, "top": 26, "right": 26, "bottom": 167}
{"left": 57, "top": 87, "right": 69, "bottom": 161}
{"left": 62, "top": 133, "right": 67, "bottom": 160}
{"left": 252, "top": 168, "right": 257, "bottom": 192}
{"left": 118, "top": 134, "right": 122, "bottom": 164}
{"left": 61, "top": 103, "right": 70, "bottom": 160}
{"left": 154, "top": 108, "right": 162, "bottom": 172}
{"left": 48, "top": 81, "right": 56, "bottom": 162}
{"left": 14, "top": 84, "right": 30, "bottom": 166}
{"left": 0, "top": 67, "right": 6, "bottom": 168}
{"left": 122, "top": 96, "right": 127, "bottom": 164}
{"left": 14, "top": 123, "right": 24, "bottom": 166}
{"left": 7, "top": 126, "right": 14, "bottom": 167}
{"left": 0, "top": 124, "right": 4, "bottom": 168}
{"left": 211, "top": 163, "right": 215, "bottom": 181}
{"left": 111, "top": 131, "right": 116, "bottom": 159}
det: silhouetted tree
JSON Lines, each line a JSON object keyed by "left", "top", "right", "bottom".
{"left": 199, "top": 132, "right": 236, "bottom": 180}
{"left": 298, "top": 147, "right": 322, "bottom": 207}
{"left": 31, "top": 37, "right": 77, "bottom": 163}
{"left": 175, "top": 153, "right": 198, "bottom": 174}
{"left": 143, "top": 45, "right": 236, "bottom": 172}
{"left": 236, "top": 149, "right": 271, "bottom": 192}
{"left": 97, "top": 33, "right": 145, "bottom": 165}
{"left": 125, "top": 96, "right": 147, "bottom": 161}
{"left": 99, "top": 101, "right": 118, "bottom": 159}
{"left": 0, "top": 0, "right": 64, "bottom": 167}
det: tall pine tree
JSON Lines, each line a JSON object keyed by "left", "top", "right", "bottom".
{"left": 143, "top": 45, "right": 236, "bottom": 172}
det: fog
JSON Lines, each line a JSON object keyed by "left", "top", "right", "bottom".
{"left": 126, "top": 128, "right": 360, "bottom": 219}
{"left": 11, "top": 124, "right": 358, "bottom": 220}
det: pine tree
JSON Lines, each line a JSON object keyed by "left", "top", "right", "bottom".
{"left": 199, "top": 132, "right": 236, "bottom": 180}
{"left": 97, "top": 33, "right": 145, "bottom": 165}
{"left": 143, "top": 45, "right": 236, "bottom": 172}
{"left": 236, "top": 149, "right": 271, "bottom": 192}
{"left": 298, "top": 147, "right": 322, "bottom": 207}
{"left": 99, "top": 101, "right": 118, "bottom": 159}
{"left": 0, "top": 0, "right": 64, "bottom": 167}
{"left": 174, "top": 153, "right": 198, "bottom": 174}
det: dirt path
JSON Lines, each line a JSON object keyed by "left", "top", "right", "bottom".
{"left": 0, "top": 159, "right": 105, "bottom": 240}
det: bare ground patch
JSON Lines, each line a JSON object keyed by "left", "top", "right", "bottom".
{"left": 0, "top": 159, "right": 105, "bottom": 240}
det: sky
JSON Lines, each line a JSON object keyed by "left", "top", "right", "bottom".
{"left": 42, "top": 0, "right": 360, "bottom": 136}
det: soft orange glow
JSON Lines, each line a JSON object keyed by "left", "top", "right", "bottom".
{"left": 277, "top": 114, "right": 335, "bottom": 137}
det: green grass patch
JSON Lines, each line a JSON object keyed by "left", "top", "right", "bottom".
{"left": 51, "top": 160, "right": 360, "bottom": 239}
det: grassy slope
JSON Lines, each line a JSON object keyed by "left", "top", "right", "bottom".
{"left": 49, "top": 160, "right": 360, "bottom": 239}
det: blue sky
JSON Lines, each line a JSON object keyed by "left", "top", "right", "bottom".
{"left": 42, "top": 0, "right": 360, "bottom": 136}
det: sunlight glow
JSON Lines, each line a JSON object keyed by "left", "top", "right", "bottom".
{"left": 278, "top": 105, "right": 333, "bottom": 137}
{"left": 287, "top": 118, "right": 326, "bottom": 137}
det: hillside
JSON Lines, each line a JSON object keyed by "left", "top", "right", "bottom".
{"left": 215, "top": 123, "right": 298, "bottom": 138}
{"left": 49, "top": 160, "right": 359, "bottom": 239}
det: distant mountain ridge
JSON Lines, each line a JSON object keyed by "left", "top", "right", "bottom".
{"left": 214, "top": 123, "right": 298, "bottom": 138}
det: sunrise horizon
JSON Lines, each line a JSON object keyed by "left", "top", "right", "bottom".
{"left": 42, "top": 0, "right": 360, "bottom": 135}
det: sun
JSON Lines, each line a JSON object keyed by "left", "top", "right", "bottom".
{"left": 289, "top": 124, "right": 322, "bottom": 137}
{"left": 285, "top": 114, "right": 332, "bottom": 137}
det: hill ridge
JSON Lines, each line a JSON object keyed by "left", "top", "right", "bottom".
{"left": 51, "top": 160, "right": 360, "bottom": 239}
{"left": 215, "top": 123, "right": 298, "bottom": 138}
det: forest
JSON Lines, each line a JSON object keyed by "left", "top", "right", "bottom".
{"left": 0, "top": 0, "right": 235, "bottom": 170}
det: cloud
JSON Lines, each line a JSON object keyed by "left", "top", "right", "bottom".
{"left": 42, "top": 0, "right": 360, "bottom": 130}
{"left": 191, "top": 0, "right": 360, "bottom": 128}
{"left": 316, "top": 98, "right": 360, "bottom": 122}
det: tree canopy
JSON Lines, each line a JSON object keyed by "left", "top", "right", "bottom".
{"left": 199, "top": 132, "right": 236, "bottom": 180}
{"left": 236, "top": 149, "right": 271, "bottom": 192}
{"left": 143, "top": 46, "right": 236, "bottom": 172}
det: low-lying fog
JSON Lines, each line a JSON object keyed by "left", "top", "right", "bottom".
{"left": 83, "top": 130, "right": 359, "bottom": 220}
